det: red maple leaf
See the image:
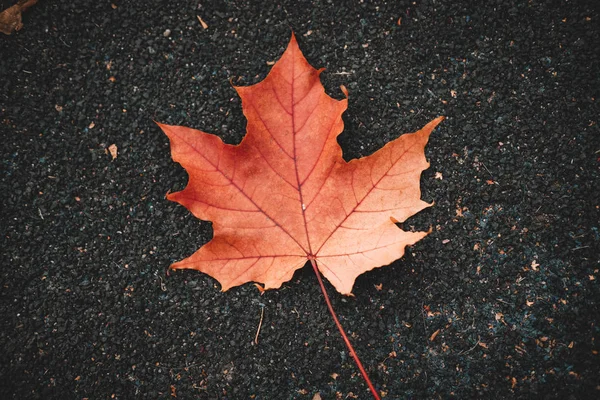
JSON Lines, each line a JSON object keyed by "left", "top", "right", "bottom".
{"left": 158, "top": 33, "right": 443, "bottom": 399}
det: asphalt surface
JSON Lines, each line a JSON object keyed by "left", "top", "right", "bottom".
{"left": 1, "top": 1, "right": 599, "bottom": 399}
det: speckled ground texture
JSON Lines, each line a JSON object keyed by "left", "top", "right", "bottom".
{"left": 1, "top": 1, "right": 599, "bottom": 399}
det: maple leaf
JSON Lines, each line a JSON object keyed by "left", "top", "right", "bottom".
{"left": 158, "top": 33, "right": 443, "bottom": 399}
{"left": 158, "top": 33, "right": 443, "bottom": 296}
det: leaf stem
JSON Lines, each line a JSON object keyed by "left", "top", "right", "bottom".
{"left": 310, "top": 259, "right": 381, "bottom": 400}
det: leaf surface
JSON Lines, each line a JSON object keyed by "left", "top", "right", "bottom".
{"left": 159, "top": 34, "right": 443, "bottom": 295}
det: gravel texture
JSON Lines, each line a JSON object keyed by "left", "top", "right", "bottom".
{"left": 1, "top": 1, "right": 599, "bottom": 399}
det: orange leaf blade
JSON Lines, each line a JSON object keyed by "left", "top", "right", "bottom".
{"left": 159, "top": 33, "right": 443, "bottom": 294}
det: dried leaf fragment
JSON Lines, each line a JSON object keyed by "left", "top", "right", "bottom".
{"left": 197, "top": 15, "right": 208, "bottom": 29}
{"left": 107, "top": 144, "right": 118, "bottom": 160}
{"left": 531, "top": 260, "right": 539, "bottom": 271}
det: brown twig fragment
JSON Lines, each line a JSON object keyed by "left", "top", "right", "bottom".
{"left": 0, "top": 0, "right": 38, "bottom": 35}
{"left": 254, "top": 305, "right": 265, "bottom": 345}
